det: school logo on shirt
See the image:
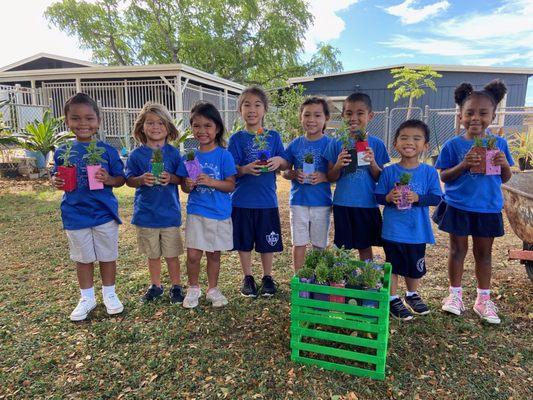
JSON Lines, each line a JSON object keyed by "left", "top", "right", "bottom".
{"left": 266, "top": 231, "right": 279, "bottom": 247}
{"left": 416, "top": 257, "right": 426, "bottom": 273}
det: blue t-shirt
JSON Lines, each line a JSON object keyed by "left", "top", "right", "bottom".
{"left": 435, "top": 134, "right": 514, "bottom": 213}
{"left": 323, "top": 135, "right": 390, "bottom": 208}
{"left": 228, "top": 129, "right": 288, "bottom": 208}
{"left": 177, "top": 147, "right": 237, "bottom": 220}
{"left": 53, "top": 140, "right": 125, "bottom": 230}
{"left": 125, "top": 144, "right": 183, "bottom": 228}
{"left": 285, "top": 135, "right": 332, "bottom": 207}
{"left": 376, "top": 163, "right": 442, "bottom": 244}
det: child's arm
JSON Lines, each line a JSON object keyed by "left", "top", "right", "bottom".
{"left": 180, "top": 178, "right": 195, "bottom": 193}
{"left": 159, "top": 172, "right": 182, "bottom": 186}
{"left": 97, "top": 168, "right": 125, "bottom": 188}
{"left": 196, "top": 174, "right": 236, "bottom": 193}
{"left": 365, "top": 148, "right": 382, "bottom": 181}
{"left": 236, "top": 161, "right": 262, "bottom": 177}
{"left": 126, "top": 173, "right": 155, "bottom": 188}
{"left": 327, "top": 150, "right": 351, "bottom": 182}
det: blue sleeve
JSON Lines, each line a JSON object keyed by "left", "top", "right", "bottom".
{"left": 272, "top": 131, "right": 288, "bottom": 160}
{"left": 374, "top": 139, "right": 390, "bottom": 167}
{"left": 435, "top": 141, "right": 455, "bottom": 170}
{"left": 176, "top": 156, "right": 187, "bottom": 177}
{"left": 222, "top": 150, "right": 237, "bottom": 178}
{"left": 285, "top": 140, "right": 296, "bottom": 165}
{"left": 323, "top": 139, "right": 341, "bottom": 164}
{"left": 108, "top": 147, "right": 125, "bottom": 177}
{"left": 500, "top": 138, "right": 515, "bottom": 167}
{"left": 228, "top": 134, "right": 243, "bottom": 166}
{"left": 414, "top": 167, "right": 442, "bottom": 207}
{"left": 416, "top": 193, "right": 442, "bottom": 207}
{"left": 375, "top": 193, "right": 392, "bottom": 206}
{"left": 375, "top": 167, "right": 390, "bottom": 195}
{"left": 125, "top": 152, "right": 142, "bottom": 178}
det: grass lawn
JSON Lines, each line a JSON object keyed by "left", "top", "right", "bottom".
{"left": 0, "top": 177, "right": 531, "bottom": 399}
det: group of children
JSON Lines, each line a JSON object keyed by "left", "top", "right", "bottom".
{"left": 52, "top": 79, "right": 513, "bottom": 325}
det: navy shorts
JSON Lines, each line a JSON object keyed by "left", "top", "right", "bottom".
{"left": 432, "top": 201, "right": 504, "bottom": 238}
{"left": 383, "top": 240, "right": 427, "bottom": 279}
{"left": 232, "top": 207, "right": 283, "bottom": 253}
{"left": 333, "top": 205, "right": 383, "bottom": 250}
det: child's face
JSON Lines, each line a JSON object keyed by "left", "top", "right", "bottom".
{"left": 66, "top": 104, "right": 100, "bottom": 142}
{"left": 394, "top": 127, "right": 428, "bottom": 159}
{"left": 240, "top": 94, "right": 266, "bottom": 129}
{"left": 143, "top": 112, "right": 169, "bottom": 144}
{"left": 191, "top": 115, "right": 218, "bottom": 147}
{"left": 300, "top": 103, "right": 328, "bottom": 137}
{"left": 342, "top": 101, "right": 373, "bottom": 132}
{"left": 459, "top": 95, "right": 495, "bottom": 136}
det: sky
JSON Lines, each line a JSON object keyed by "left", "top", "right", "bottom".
{"left": 1, "top": 0, "right": 532, "bottom": 104}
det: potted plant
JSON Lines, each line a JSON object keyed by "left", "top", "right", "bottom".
{"left": 470, "top": 136, "right": 486, "bottom": 174}
{"left": 254, "top": 127, "right": 270, "bottom": 173}
{"left": 395, "top": 172, "right": 412, "bottom": 210}
{"left": 56, "top": 141, "right": 77, "bottom": 192}
{"left": 150, "top": 146, "right": 164, "bottom": 185}
{"left": 302, "top": 152, "right": 314, "bottom": 184}
{"left": 304, "top": 248, "right": 324, "bottom": 270}
{"left": 313, "top": 263, "right": 331, "bottom": 303}
{"left": 508, "top": 131, "right": 533, "bottom": 171}
{"left": 355, "top": 126, "right": 369, "bottom": 166}
{"left": 485, "top": 136, "right": 501, "bottom": 176}
{"left": 338, "top": 121, "right": 357, "bottom": 174}
{"left": 358, "top": 261, "right": 384, "bottom": 309}
{"left": 82, "top": 140, "right": 107, "bottom": 190}
{"left": 329, "top": 265, "right": 346, "bottom": 303}
{"left": 297, "top": 267, "right": 315, "bottom": 299}
{"left": 184, "top": 149, "right": 202, "bottom": 181}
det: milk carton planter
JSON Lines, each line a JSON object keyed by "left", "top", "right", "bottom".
{"left": 57, "top": 141, "right": 77, "bottom": 192}
{"left": 485, "top": 137, "right": 501, "bottom": 176}
{"left": 395, "top": 172, "right": 412, "bottom": 210}
{"left": 254, "top": 128, "right": 270, "bottom": 173}
{"left": 82, "top": 140, "right": 106, "bottom": 190}
{"left": 150, "top": 146, "right": 164, "bottom": 185}
{"left": 355, "top": 128, "right": 369, "bottom": 167}
{"left": 184, "top": 149, "right": 202, "bottom": 181}
{"left": 302, "top": 153, "right": 315, "bottom": 184}
{"left": 290, "top": 259, "right": 392, "bottom": 380}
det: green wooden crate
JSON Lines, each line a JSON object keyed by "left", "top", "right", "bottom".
{"left": 290, "top": 262, "right": 392, "bottom": 380}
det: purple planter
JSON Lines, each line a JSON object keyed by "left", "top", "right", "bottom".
{"left": 396, "top": 184, "right": 412, "bottom": 210}
{"left": 299, "top": 277, "right": 314, "bottom": 299}
{"left": 185, "top": 158, "right": 202, "bottom": 181}
{"left": 485, "top": 149, "right": 501, "bottom": 175}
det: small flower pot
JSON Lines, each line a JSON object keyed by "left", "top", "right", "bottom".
{"left": 485, "top": 149, "right": 501, "bottom": 175}
{"left": 257, "top": 149, "right": 271, "bottom": 173}
{"left": 57, "top": 165, "right": 77, "bottom": 192}
{"left": 150, "top": 161, "right": 164, "bottom": 185}
{"left": 329, "top": 281, "right": 345, "bottom": 303}
{"left": 298, "top": 277, "right": 314, "bottom": 299}
{"left": 396, "top": 184, "right": 412, "bottom": 210}
{"left": 86, "top": 164, "right": 104, "bottom": 190}
{"left": 470, "top": 147, "right": 486, "bottom": 174}
{"left": 302, "top": 162, "right": 314, "bottom": 184}
{"left": 185, "top": 158, "right": 202, "bottom": 181}
{"left": 356, "top": 140, "right": 370, "bottom": 166}
{"left": 311, "top": 282, "right": 330, "bottom": 302}
{"left": 345, "top": 149, "right": 358, "bottom": 174}
{"left": 518, "top": 157, "right": 533, "bottom": 171}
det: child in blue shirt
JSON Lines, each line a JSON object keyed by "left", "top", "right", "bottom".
{"left": 434, "top": 80, "right": 513, "bottom": 325}
{"left": 283, "top": 96, "right": 332, "bottom": 271}
{"left": 376, "top": 120, "right": 442, "bottom": 321}
{"left": 178, "top": 102, "right": 237, "bottom": 308}
{"left": 51, "top": 93, "right": 125, "bottom": 321}
{"left": 125, "top": 102, "right": 185, "bottom": 305}
{"left": 228, "top": 87, "right": 289, "bottom": 298}
{"left": 324, "top": 92, "right": 390, "bottom": 260}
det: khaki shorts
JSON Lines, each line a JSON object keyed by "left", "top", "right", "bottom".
{"left": 136, "top": 226, "right": 184, "bottom": 259}
{"left": 185, "top": 214, "right": 233, "bottom": 252}
{"left": 66, "top": 220, "right": 119, "bottom": 263}
{"left": 290, "top": 206, "right": 331, "bottom": 248}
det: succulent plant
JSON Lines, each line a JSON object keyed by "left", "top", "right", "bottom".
{"left": 398, "top": 172, "right": 412, "bottom": 185}
{"left": 82, "top": 139, "right": 106, "bottom": 165}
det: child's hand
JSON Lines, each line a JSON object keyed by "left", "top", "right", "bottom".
{"left": 266, "top": 156, "right": 284, "bottom": 171}
{"left": 159, "top": 171, "right": 171, "bottom": 186}
{"left": 95, "top": 167, "right": 111, "bottom": 184}
{"left": 196, "top": 173, "right": 214, "bottom": 187}
{"left": 243, "top": 161, "right": 262, "bottom": 176}
{"left": 406, "top": 191, "right": 419, "bottom": 204}
{"left": 51, "top": 173, "right": 64, "bottom": 189}
{"left": 364, "top": 147, "right": 376, "bottom": 166}
{"left": 335, "top": 149, "right": 351, "bottom": 169}
{"left": 491, "top": 151, "right": 509, "bottom": 167}
{"left": 296, "top": 169, "right": 306, "bottom": 184}
{"left": 184, "top": 177, "right": 196, "bottom": 190}
{"left": 461, "top": 148, "right": 482, "bottom": 169}
{"left": 311, "top": 172, "right": 327, "bottom": 185}
{"left": 140, "top": 172, "right": 155, "bottom": 187}
{"left": 385, "top": 187, "right": 401, "bottom": 204}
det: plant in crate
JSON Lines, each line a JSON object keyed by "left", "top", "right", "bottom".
{"left": 184, "top": 149, "right": 202, "bottom": 181}
{"left": 302, "top": 152, "right": 314, "bottom": 184}
{"left": 508, "top": 130, "right": 533, "bottom": 171}
{"left": 313, "top": 262, "right": 331, "bottom": 303}
{"left": 470, "top": 136, "right": 486, "bottom": 174}
{"left": 82, "top": 139, "right": 107, "bottom": 190}
{"left": 395, "top": 172, "right": 412, "bottom": 210}
{"left": 343, "top": 261, "right": 361, "bottom": 305}
{"left": 329, "top": 265, "right": 346, "bottom": 303}
{"left": 150, "top": 146, "right": 164, "bottom": 185}
{"left": 337, "top": 121, "right": 357, "bottom": 174}
{"left": 354, "top": 126, "right": 369, "bottom": 167}
{"left": 253, "top": 127, "right": 270, "bottom": 173}
{"left": 358, "top": 261, "right": 384, "bottom": 309}
{"left": 297, "top": 267, "right": 315, "bottom": 299}
{"left": 303, "top": 248, "right": 323, "bottom": 270}
{"left": 485, "top": 136, "right": 501, "bottom": 175}
{"left": 56, "top": 141, "right": 77, "bottom": 192}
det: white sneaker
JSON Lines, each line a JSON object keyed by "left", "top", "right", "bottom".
{"left": 103, "top": 293, "right": 124, "bottom": 315}
{"left": 183, "top": 287, "right": 202, "bottom": 309}
{"left": 70, "top": 297, "right": 97, "bottom": 321}
{"left": 206, "top": 287, "right": 228, "bottom": 308}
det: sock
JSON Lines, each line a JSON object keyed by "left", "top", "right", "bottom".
{"left": 390, "top": 295, "right": 399, "bottom": 301}
{"left": 80, "top": 287, "right": 95, "bottom": 301}
{"left": 449, "top": 286, "right": 462, "bottom": 296}
{"left": 406, "top": 291, "right": 417, "bottom": 297}
{"left": 476, "top": 288, "right": 490, "bottom": 297}
{"left": 102, "top": 285, "right": 116, "bottom": 297}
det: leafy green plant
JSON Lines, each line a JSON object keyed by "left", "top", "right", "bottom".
{"left": 486, "top": 136, "right": 497, "bottom": 150}
{"left": 357, "top": 262, "right": 383, "bottom": 289}
{"left": 337, "top": 121, "right": 352, "bottom": 149}
{"left": 297, "top": 268, "right": 314, "bottom": 279}
{"left": 303, "top": 153, "right": 314, "bottom": 164}
{"left": 355, "top": 126, "right": 367, "bottom": 142}
{"left": 185, "top": 149, "right": 196, "bottom": 161}
{"left": 329, "top": 266, "right": 345, "bottom": 283}
{"left": 57, "top": 141, "right": 77, "bottom": 167}
{"left": 473, "top": 136, "right": 485, "bottom": 147}
{"left": 398, "top": 172, "right": 411, "bottom": 185}
{"left": 265, "top": 85, "right": 306, "bottom": 143}
{"left": 253, "top": 127, "right": 269, "bottom": 150}
{"left": 152, "top": 146, "right": 163, "bottom": 163}
{"left": 508, "top": 130, "right": 533, "bottom": 164}
{"left": 314, "top": 264, "right": 330, "bottom": 285}
{"left": 82, "top": 140, "right": 106, "bottom": 165}
{"left": 303, "top": 249, "right": 323, "bottom": 270}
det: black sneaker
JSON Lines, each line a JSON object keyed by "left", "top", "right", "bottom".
{"left": 240, "top": 275, "right": 258, "bottom": 298}
{"left": 169, "top": 285, "right": 185, "bottom": 304}
{"left": 390, "top": 298, "right": 414, "bottom": 321}
{"left": 142, "top": 284, "right": 164, "bottom": 302}
{"left": 404, "top": 294, "right": 430, "bottom": 315}
{"left": 259, "top": 275, "right": 278, "bottom": 297}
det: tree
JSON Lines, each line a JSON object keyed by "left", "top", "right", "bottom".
{"left": 387, "top": 66, "right": 442, "bottom": 119}
{"left": 306, "top": 43, "right": 343, "bottom": 76}
{"left": 265, "top": 85, "right": 306, "bottom": 143}
{"left": 45, "top": 0, "right": 342, "bottom": 87}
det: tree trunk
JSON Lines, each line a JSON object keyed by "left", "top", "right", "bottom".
{"left": 406, "top": 96, "right": 414, "bottom": 120}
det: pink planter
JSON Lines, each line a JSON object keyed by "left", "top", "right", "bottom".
{"left": 485, "top": 149, "right": 501, "bottom": 175}
{"left": 396, "top": 184, "right": 412, "bottom": 210}
{"left": 185, "top": 158, "right": 202, "bottom": 181}
{"left": 86, "top": 164, "right": 104, "bottom": 190}
{"left": 329, "top": 282, "right": 346, "bottom": 303}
